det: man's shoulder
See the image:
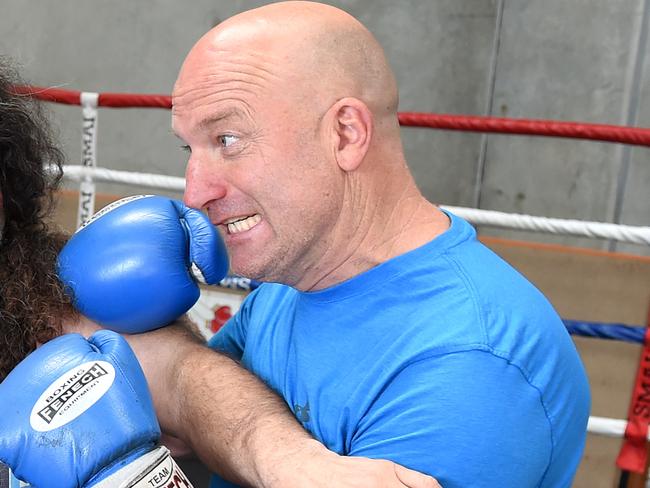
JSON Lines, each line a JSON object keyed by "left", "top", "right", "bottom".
{"left": 238, "top": 282, "right": 298, "bottom": 324}
{"left": 246, "top": 282, "right": 297, "bottom": 305}
{"left": 439, "top": 236, "right": 561, "bottom": 334}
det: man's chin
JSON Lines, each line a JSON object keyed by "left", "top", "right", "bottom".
{"left": 230, "top": 258, "right": 275, "bottom": 284}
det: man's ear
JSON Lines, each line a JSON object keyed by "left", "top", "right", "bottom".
{"left": 329, "top": 98, "right": 372, "bottom": 172}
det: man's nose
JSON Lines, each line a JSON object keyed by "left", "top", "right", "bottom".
{"left": 183, "top": 156, "right": 227, "bottom": 210}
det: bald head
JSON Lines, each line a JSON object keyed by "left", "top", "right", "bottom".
{"left": 175, "top": 1, "right": 398, "bottom": 121}
{"left": 173, "top": 2, "right": 435, "bottom": 290}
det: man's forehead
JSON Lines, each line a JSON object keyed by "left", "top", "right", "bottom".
{"left": 178, "top": 12, "right": 310, "bottom": 83}
{"left": 172, "top": 43, "right": 302, "bottom": 129}
{"left": 172, "top": 104, "right": 252, "bottom": 137}
{"left": 197, "top": 108, "right": 248, "bottom": 128}
{"left": 174, "top": 44, "right": 287, "bottom": 99}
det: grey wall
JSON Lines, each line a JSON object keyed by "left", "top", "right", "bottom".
{"left": 1, "top": 0, "right": 648, "bottom": 255}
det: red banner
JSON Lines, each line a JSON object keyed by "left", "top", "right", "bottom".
{"left": 616, "top": 306, "right": 650, "bottom": 473}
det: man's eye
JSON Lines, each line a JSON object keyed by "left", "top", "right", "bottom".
{"left": 180, "top": 145, "right": 191, "bottom": 153}
{"left": 218, "top": 135, "right": 238, "bottom": 148}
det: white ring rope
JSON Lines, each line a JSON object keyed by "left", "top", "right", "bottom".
{"left": 442, "top": 205, "right": 650, "bottom": 246}
{"left": 588, "top": 416, "right": 648, "bottom": 440}
{"left": 60, "top": 164, "right": 185, "bottom": 192}
{"left": 57, "top": 164, "right": 650, "bottom": 246}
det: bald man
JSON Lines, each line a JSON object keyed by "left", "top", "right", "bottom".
{"left": 171, "top": 2, "right": 589, "bottom": 487}
{"left": 2, "top": 2, "right": 588, "bottom": 487}
{"left": 0, "top": 58, "right": 438, "bottom": 487}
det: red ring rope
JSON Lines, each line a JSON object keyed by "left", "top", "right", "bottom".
{"left": 398, "top": 112, "right": 650, "bottom": 148}
{"left": 12, "top": 85, "right": 172, "bottom": 109}
{"left": 13, "top": 85, "right": 650, "bottom": 147}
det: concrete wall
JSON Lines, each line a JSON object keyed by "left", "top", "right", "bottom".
{"left": 1, "top": 1, "right": 648, "bottom": 254}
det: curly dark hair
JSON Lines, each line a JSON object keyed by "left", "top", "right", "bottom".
{"left": 0, "top": 59, "right": 77, "bottom": 380}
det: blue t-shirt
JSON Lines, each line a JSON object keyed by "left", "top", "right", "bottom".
{"left": 209, "top": 213, "right": 590, "bottom": 488}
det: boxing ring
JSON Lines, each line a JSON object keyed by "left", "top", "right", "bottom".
{"left": 12, "top": 85, "right": 650, "bottom": 487}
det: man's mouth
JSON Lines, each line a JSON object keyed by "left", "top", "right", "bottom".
{"left": 223, "top": 214, "right": 262, "bottom": 234}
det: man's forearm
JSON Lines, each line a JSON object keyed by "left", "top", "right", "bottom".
{"left": 66, "top": 319, "right": 440, "bottom": 488}
{"left": 175, "top": 343, "right": 324, "bottom": 486}
{"left": 124, "top": 322, "right": 318, "bottom": 487}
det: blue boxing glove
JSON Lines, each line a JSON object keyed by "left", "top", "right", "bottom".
{"left": 58, "top": 195, "right": 229, "bottom": 333}
{"left": 0, "top": 331, "right": 193, "bottom": 488}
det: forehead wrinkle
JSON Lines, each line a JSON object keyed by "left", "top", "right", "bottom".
{"left": 173, "top": 37, "right": 291, "bottom": 128}
{"left": 204, "top": 48, "right": 284, "bottom": 81}
{"left": 204, "top": 73, "right": 269, "bottom": 93}
{"left": 188, "top": 46, "right": 285, "bottom": 93}
{"left": 172, "top": 97, "right": 255, "bottom": 136}
{"left": 172, "top": 79, "right": 258, "bottom": 118}
{"left": 175, "top": 71, "right": 269, "bottom": 98}
{"left": 197, "top": 106, "right": 251, "bottom": 131}
{"left": 174, "top": 59, "right": 283, "bottom": 114}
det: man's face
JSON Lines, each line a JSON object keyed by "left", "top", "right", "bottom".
{"left": 172, "top": 41, "right": 343, "bottom": 288}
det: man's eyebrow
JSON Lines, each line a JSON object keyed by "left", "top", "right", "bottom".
{"left": 198, "top": 109, "right": 245, "bottom": 130}
{"left": 171, "top": 108, "right": 247, "bottom": 140}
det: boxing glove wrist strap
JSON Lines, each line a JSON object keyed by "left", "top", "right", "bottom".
{"left": 89, "top": 446, "right": 194, "bottom": 488}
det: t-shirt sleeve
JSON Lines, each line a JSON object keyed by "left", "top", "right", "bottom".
{"left": 348, "top": 349, "right": 553, "bottom": 488}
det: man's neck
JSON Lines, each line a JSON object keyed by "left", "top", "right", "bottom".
{"left": 300, "top": 187, "right": 449, "bottom": 292}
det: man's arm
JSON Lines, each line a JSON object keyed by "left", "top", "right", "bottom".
{"left": 348, "top": 350, "right": 556, "bottom": 488}
{"left": 68, "top": 318, "right": 439, "bottom": 488}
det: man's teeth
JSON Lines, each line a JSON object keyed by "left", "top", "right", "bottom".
{"left": 226, "top": 214, "right": 262, "bottom": 234}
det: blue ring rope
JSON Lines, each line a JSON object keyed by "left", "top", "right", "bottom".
{"left": 564, "top": 320, "right": 645, "bottom": 344}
